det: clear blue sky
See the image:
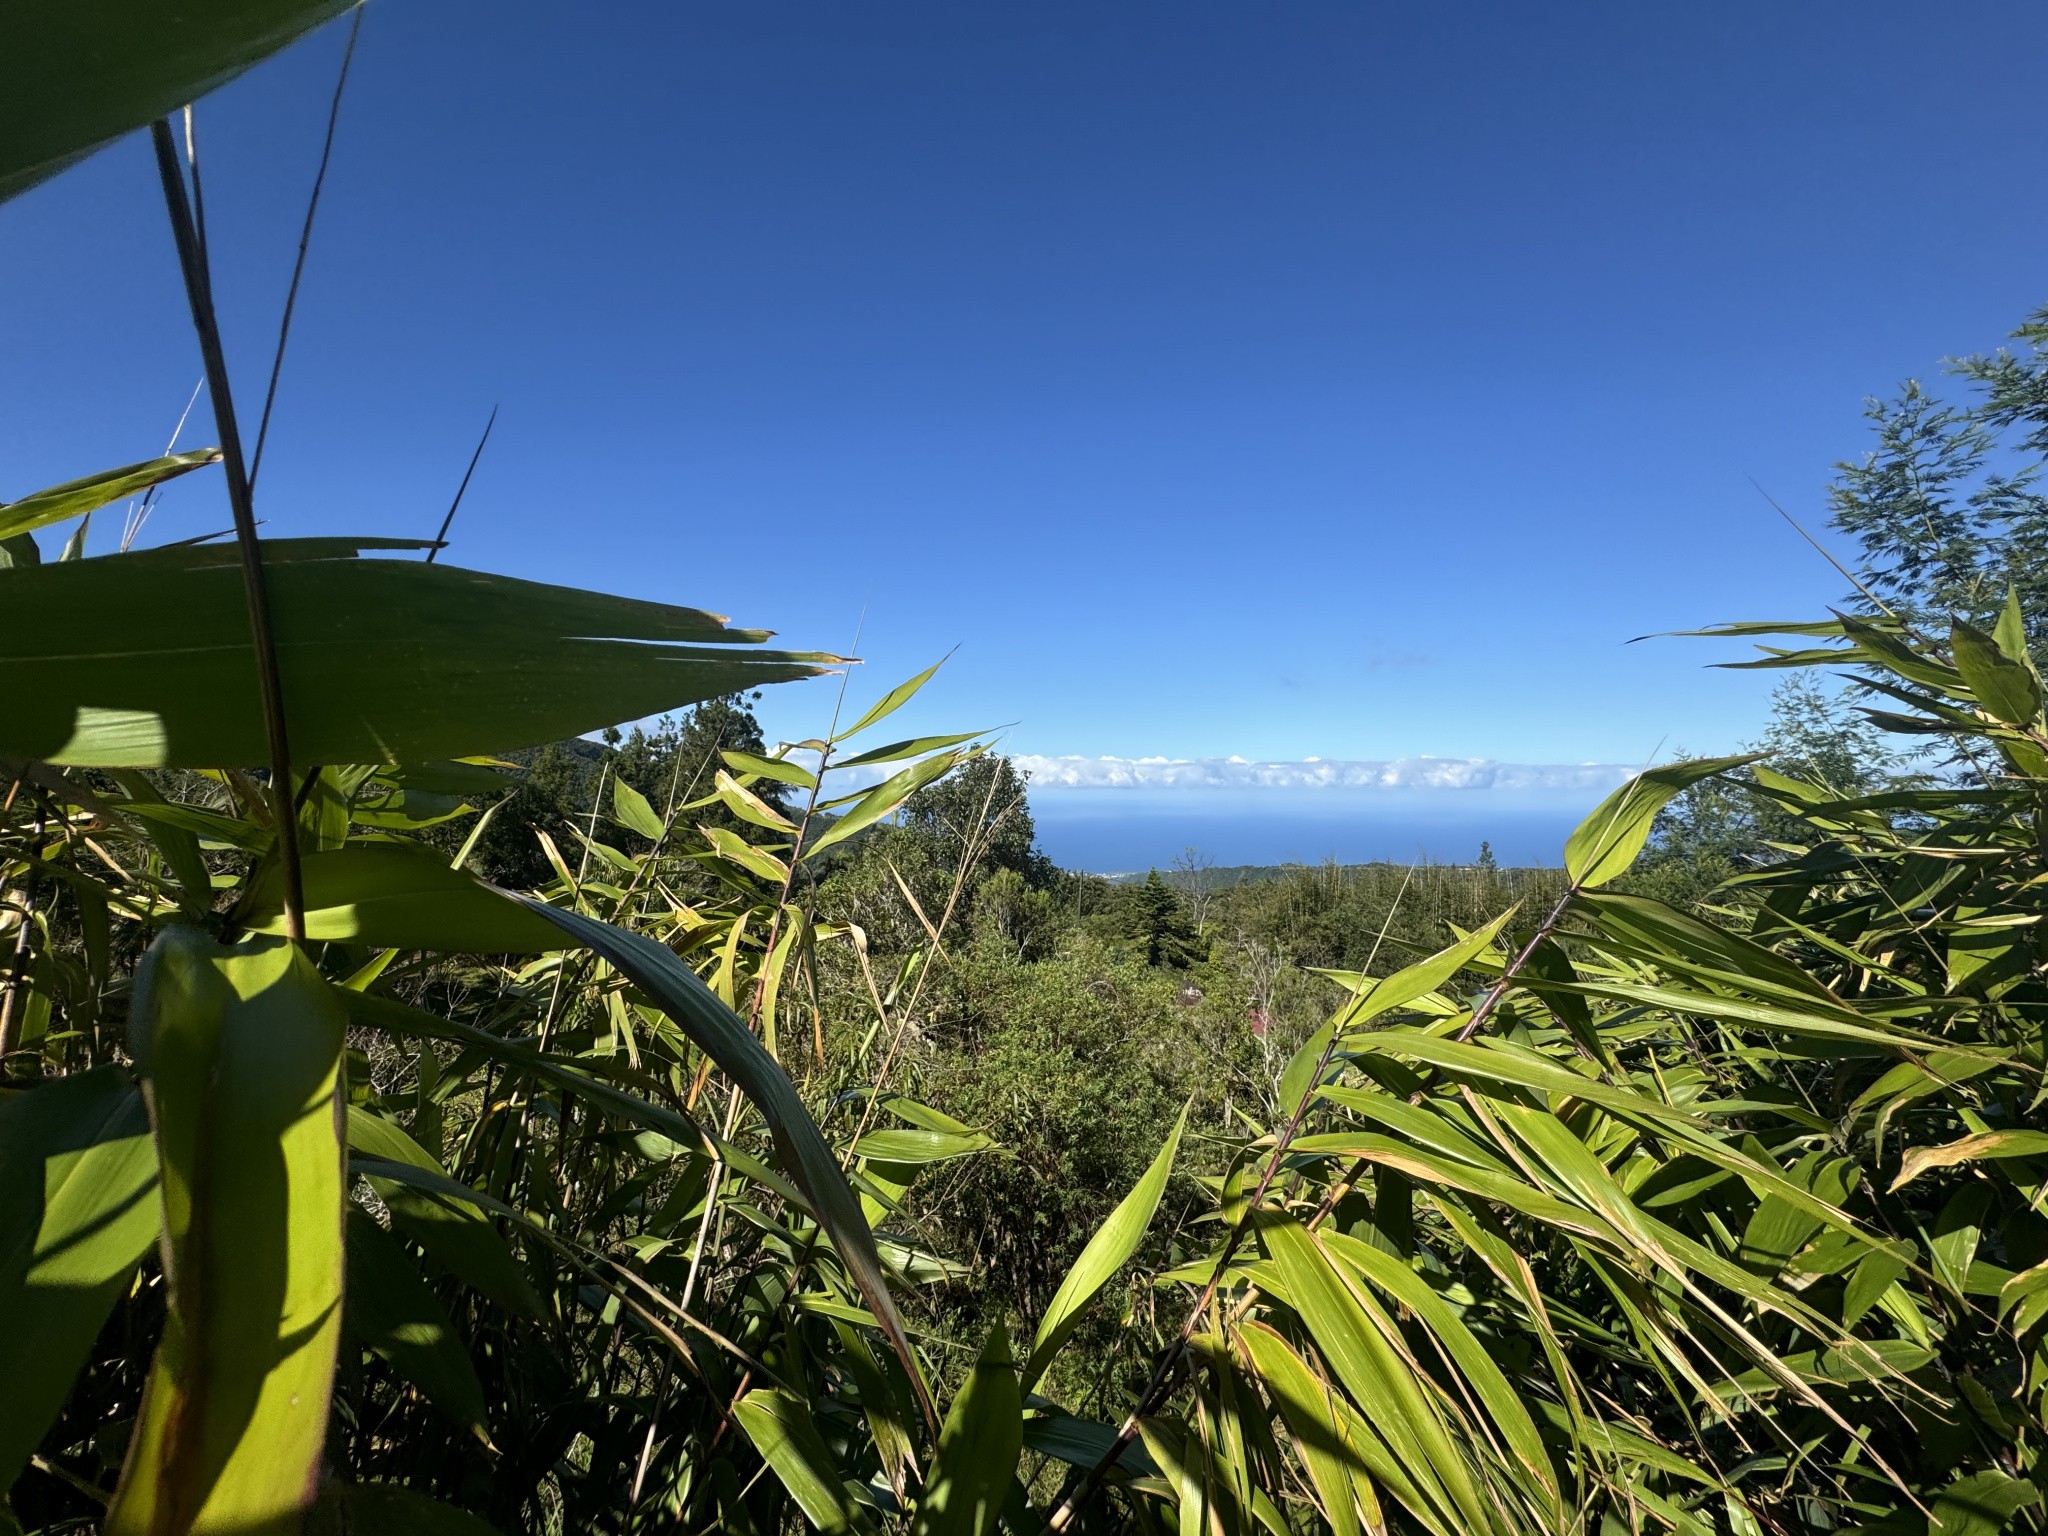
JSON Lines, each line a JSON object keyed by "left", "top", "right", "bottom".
{"left": 7, "top": 1, "right": 2048, "bottom": 774}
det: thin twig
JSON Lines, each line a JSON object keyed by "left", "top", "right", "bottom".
{"left": 249, "top": 7, "right": 364, "bottom": 493}
{"left": 152, "top": 118, "right": 306, "bottom": 941}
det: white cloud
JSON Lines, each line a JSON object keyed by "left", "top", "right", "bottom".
{"left": 1010, "top": 754, "right": 1636, "bottom": 794}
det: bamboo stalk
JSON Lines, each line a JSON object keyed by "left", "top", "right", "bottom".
{"left": 150, "top": 118, "right": 306, "bottom": 942}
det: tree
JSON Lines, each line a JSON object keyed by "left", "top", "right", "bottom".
{"left": 1125, "top": 870, "right": 1206, "bottom": 969}
{"left": 898, "top": 754, "right": 1053, "bottom": 889}
{"left": 1830, "top": 306, "right": 2048, "bottom": 652}
{"left": 1166, "top": 846, "right": 1217, "bottom": 935}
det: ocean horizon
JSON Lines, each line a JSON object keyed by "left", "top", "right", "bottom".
{"left": 1028, "top": 790, "right": 1597, "bottom": 874}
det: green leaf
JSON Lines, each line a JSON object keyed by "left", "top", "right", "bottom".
{"left": 1562, "top": 755, "right": 1757, "bottom": 889}
{"left": 733, "top": 1388, "right": 871, "bottom": 1536}
{"left": 613, "top": 779, "right": 666, "bottom": 841}
{"left": 1258, "top": 1211, "right": 1483, "bottom": 1536}
{"left": 1022, "top": 1105, "right": 1185, "bottom": 1391}
{"left": 912, "top": 1323, "right": 1023, "bottom": 1536}
{"left": 699, "top": 825, "right": 792, "bottom": 886}
{"left": 721, "top": 748, "right": 819, "bottom": 790}
{"left": 715, "top": 770, "right": 800, "bottom": 833}
{"left": 0, "top": 0, "right": 355, "bottom": 202}
{"left": 1993, "top": 589, "right": 2030, "bottom": 665}
{"left": 0, "top": 451, "right": 222, "bottom": 542}
{"left": 0, "top": 541, "right": 831, "bottom": 767}
{"left": 805, "top": 750, "right": 963, "bottom": 858}
{"left": 841, "top": 661, "right": 944, "bottom": 742}
{"left": 505, "top": 897, "right": 936, "bottom": 1431}
{"left": 0, "top": 1067, "right": 160, "bottom": 1493}
{"left": 245, "top": 846, "right": 572, "bottom": 953}
{"left": 107, "top": 928, "right": 347, "bottom": 1536}
{"left": 1952, "top": 619, "right": 2042, "bottom": 727}
{"left": 1235, "top": 1323, "right": 1374, "bottom": 1536}
{"left": 105, "top": 771, "right": 214, "bottom": 915}
{"left": 1279, "top": 910, "right": 1515, "bottom": 1110}
{"left": 345, "top": 1108, "right": 542, "bottom": 1318}
{"left": 851, "top": 1128, "right": 995, "bottom": 1165}
{"left": 835, "top": 732, "right": 984, "bottom": 769}
{"left": 1932, "top": 1471, "right": 2041, "bottom": 1536}
{"left": 343, "top": 1206, "right": 490, "bottom": 1437}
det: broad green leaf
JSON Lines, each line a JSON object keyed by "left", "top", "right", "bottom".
{"left": 715, "top": 770, "right": 799, "bottom": 833}
{"left": 1235, "top": 1323, "right": 1373, "bottom": 1536}
{"left": 507, "top": 897, "right": 935, "bottom": 1431}
{"left": 851, "top": 1128, "right": 995, "bottom": 1165}
{"left": 841, "top": 661, "right": 944, "bottom": 742}
{"left": 0, "top": 451, "right": 222, "bottom": 541}
{"left": 246, "top": 846, "right": 571, "bottom": 953}
{"left": 733, "top": 1388, "right": 871, "bottom": 1536}
{"left": 806, "top": 751, "right": 963, "bottom": 858}
{"left": 343, "top": 1206, "right": 490, "bottom": 1437}
{"left": 700, "top": 824, "right": 792, "bottom": 885}
{"left": 912, "top": 1323, "right": 1023, "bottom": 1536}
{"left": 0, "top": 0, "right": 354, "bottom": 201}
{"left": 613, "top": 779, "right": 666, "bottom": 841}
{"left": 345, "top": 1108, "right": 541, "bottom": 1318}
{"left": 1020, "top": 1412, "right": 1156, "bottom": 1475}
{"left": 0, "top": 540, "right": 830, "bottom": 767}
{"left": 836, "top": 732, "right": 984, "bottom": 769}
{"left": 1563, "top": 755, "right": 1757, "bottom": 889}
{"left": 722, "top": 748, "right": 819, "bottom": 789}
{"left": 1932, "top": 1471, "right": 2041, "bottom": 1536}
{"left": 1258, "top": 1211, "right": 1487, "bottom": 1536}
{"left": 1952, "top": 619, "right": 2042, "bottom": 727}
{"left": 1890, "top": 1129, "right": 2048, "bottom": 1191}
{"left": 1022, "top": 1105, "right": 1185, "bottom": 1391}
{"left": 0, "top": 1067, "right": 159, "bottom": 1493}
{"left": 1279, "top": 909, "right": 1515, "bottom": 1111}
{"left": 1993, "top": 589, "right": 2029, "bottom": 665}
{"left": 107, "top": 928, "right": 347, "bottom": 1536}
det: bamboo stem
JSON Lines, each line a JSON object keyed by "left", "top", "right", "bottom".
{"left": 150, "top": 118, "right": 306, "bottom": 942}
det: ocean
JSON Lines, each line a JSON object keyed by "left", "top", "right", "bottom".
{"left": 1028, "top": 791, "right": 1594, "bottom": 874}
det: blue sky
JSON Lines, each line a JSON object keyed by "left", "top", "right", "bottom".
{"left": 7, "top": 2, "right": 2048, "bottom": 819}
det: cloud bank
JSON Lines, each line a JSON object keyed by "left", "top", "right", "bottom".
{"left": 1011, "top": 755, "right": 1636, "bottom": 794}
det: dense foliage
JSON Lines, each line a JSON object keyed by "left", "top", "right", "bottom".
{"left": 8, "top": 14, "right": 2048, "bottom": 1536}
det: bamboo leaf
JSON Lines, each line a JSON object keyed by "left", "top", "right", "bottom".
{"left": 841, "top": 662, "right": 944, "bottom": 742}
{"left": 343, "top": 1206, "right": 490, "bottom": 1437}
{"left": 246, "top": 846, "right": 572, "bottom": 954}
{"left": 0, "top": 451, "right": 222, "bottom": 541}
{"left": 912, "top": 1322, "right": 1023, "bottom": 1536}
{"left": 807, "top": 751, "right": 969, "bottom": 858}
{"left": 1951, "top": 619, "right": 2042, "bottom": 727}
{"left": 1891, "top": 1130, "right": 2048, "bottom": 1192}
{"left": 613, "top": 778, "right": 666, "bottom": 841}
{"left": 1022, "top": 1104, "right": 1186, "bottom": 1391}
{"left": 0, "top": 541, "right": 831, "bottom": 768}
{"left": 1563, "top": 756, "right": 1757, "bottom": 889}
{"left": 1, "top": 0, "right": 354, "bottom": 201}
{"left": 699, "top": 825, "right": 792, "bottom": 885}
{"left": 345, "top": 1108, "right": 542, "bottom": 1318}
{"left": 734, "top": 1387, "right": 871, "bottom": 1536}
{"left": 852, "top": 1128, "right": 994, "bottom": 1165}
{"left": 107, "top": 928, "right": 347, "bottom": 1535}
{"left": 0, "top": 1067, "right": 160, "bottom": 1493}
{"left": 722, "top": 748, "right": 819, "bottom": 790}
{"left": 505, "top": 896, "right": 937, "bottom": 1431}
